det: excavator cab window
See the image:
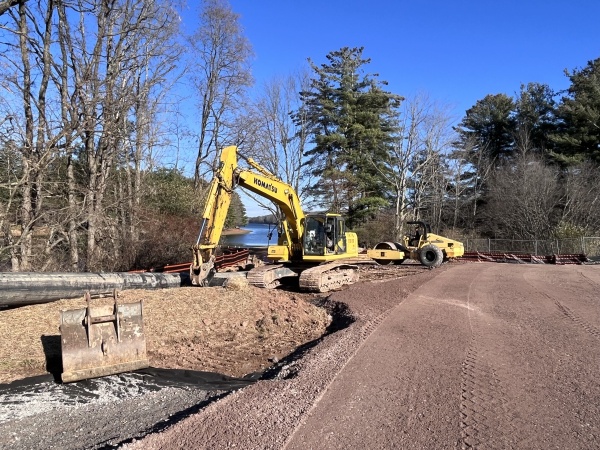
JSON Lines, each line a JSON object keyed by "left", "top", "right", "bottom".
{"left": 325, "top": 221, "right": 334, "bottom": 252}
{"left": 303, "top": 216, "right": 327, "bottom": 256}
{"left": 303, "top": 215, "right": 348, "bottom": 256}
{"left": 336, "top": 218, "right": 347, "bottom": 253}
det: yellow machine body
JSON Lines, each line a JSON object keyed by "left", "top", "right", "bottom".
{"left": 367, "top": 221, "right": 464, "bottom": 267}
{"left": 190, "top": 145, "right": 359, "bottom": 291}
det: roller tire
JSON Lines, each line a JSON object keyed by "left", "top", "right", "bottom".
{"left": 418, "top": 244, "right": 443, "bottom": 268}
{"left": 374, "top": 260, "right": 393, "bottom": 266}
{"left": 373, "top": 242, "right": 397, "bottom": 266}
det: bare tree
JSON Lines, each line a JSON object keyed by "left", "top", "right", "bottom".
{"left": 67, "top": 0, "right": 181, "bottom": 270}
{"left": 114, "top": 2, "right": 183, "bottom": 266}
{"left": 0, "top": 141, "right": 20, "bottom": 269}
{"left": 450, "top": 135, "right": 495, "bottom": 229}
{"left": 0, "top": 0, "right": 22, "bottom": 17}
{"left": 0, "top": 0, "right": 66, "bottom": 271}
{"left": 372, "top": 93, "right": 454, "bottom": 239}
{"left": 409, "top": 97, "right": 455, "bottom": 231}
{"left": 486, "top": 155, "right": 560, "bottom": 239}
{"left": 188, "top": 0, "right": 253, "bottom": 190}
{"left": 446, "top": 155, "right": 471, "bottom": 229}
{"left": 240, "top": 70, "right": 312, "bottom": 215}
{"left": 0, "top": 0, "right": 181, "bottom": 271}
{"left": 560, "top": 161, "right": 600, "bottom": 234}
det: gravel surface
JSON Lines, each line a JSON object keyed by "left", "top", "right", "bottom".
{"left": 3, "top": 262, "right": 598, "bottom": 449}
{"left": 124, "top": 263, "right": 600, "bottom": 450}
{"left": 121, "top": 267, "right": 442, "bottom": 449}
{"left": 0, "top": 263, "right": 431, "bottom": 449}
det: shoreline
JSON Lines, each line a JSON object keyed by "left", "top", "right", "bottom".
{"left": 222, "top": 227, "right": 251, "bottom": 236}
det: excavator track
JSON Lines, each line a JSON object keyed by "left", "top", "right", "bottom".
{"left": 247, "top": 264, "right": 297, "bottom": 289}
{"left": 298, "top": 262, "right": 359, "bottom": 293}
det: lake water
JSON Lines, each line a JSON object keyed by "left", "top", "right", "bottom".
{"left": 221, "top": 223, "right": 276, "bottom": 247}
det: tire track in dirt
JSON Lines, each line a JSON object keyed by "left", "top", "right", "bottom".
{"left": 550, "top": 300, "right": 600, "bottom": 443}
{"left": 460, "top": 338, "right": 517, "bottom": 449}
{"left": 357, "top": 311, "right": 389, "bottom": 339}
{"left": 546, "top": 292, "right": 600, "bottom": 447}
{"left": 576, "top": 267, "right": 600, "bottom": 286}
{"left": 554, "top": 299, "right": 600, "bottom": 340}
{"left": 459, "top": 274, "right": 516, "bottom": 450}
{"left": 523, "top": 267, "right": 600, "bottom": 340}
{"left": 520, "top": 269, "right": 600, "bottom": 449}
{"left": 523, "top": 268, "right": 600, "bottom": 340}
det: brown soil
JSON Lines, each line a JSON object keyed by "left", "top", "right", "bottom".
{"left": 124, "top": 262, "right": 600, "bottom": 450}
{"left": 0, "top": 262, "right": 423, "bottom": 384}
{"left": 0, "top": 284, "right": 328, "bottom": 384}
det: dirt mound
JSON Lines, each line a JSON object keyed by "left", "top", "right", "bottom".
{"left": 0, "top": 263, "right": 423, "bottom": 383}
{"left": 0, "top": 284, "right": 330, "bottom": 384}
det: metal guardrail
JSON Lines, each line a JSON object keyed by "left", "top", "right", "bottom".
{"left": 465, "top": 237, "right": 600, "bottom": 258}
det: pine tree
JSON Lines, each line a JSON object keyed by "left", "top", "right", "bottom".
{"left": 454, "top": 93, "right": 516, "bottom": 165}
{"left": 514, "top": 83, "right": 557, "bottom": 156}
{"left": 296, "top": 47, "right": 402, "bottom": 226}
{"left": 552, "top": 58, "right": 600, "bottom": 164}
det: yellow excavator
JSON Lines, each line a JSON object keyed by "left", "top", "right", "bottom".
{"left": 190, "top": 145, "right": 360, "bottom": 293}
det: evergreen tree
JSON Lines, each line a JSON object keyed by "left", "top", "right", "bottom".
{"left": 145, "top": 168, "right": 202, "bottom": 217}
{"left": 454, "top": 93, "right": 516, "bottom": 165}
{"left": 514, "top": 83, "right": 557, "bottom": 156}
{"left": 143, "top": 167, "right": 246, "bottom": 227}
{"left": 226, "top": 191, "right": 248, "bottom": 228}
{"left": 552, "top": 58, "right": 600, "bottom": 164}
{"left": 297, "top": 47, "right": 402, "bottom": 226}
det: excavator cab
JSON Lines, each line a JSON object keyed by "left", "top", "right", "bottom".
{"left": 303, "top": 214, "right": 347, "bottom": 257}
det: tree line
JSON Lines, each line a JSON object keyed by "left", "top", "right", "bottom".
{"left": 301, "top": 50, "right": 600, "bottom": 247}
{"left": 1, "top": 0, "right": 599, "bottom": 272}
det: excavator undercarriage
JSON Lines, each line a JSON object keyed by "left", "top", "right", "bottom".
{"left": 245, "top": 261, "right": 359, "bottom": 293}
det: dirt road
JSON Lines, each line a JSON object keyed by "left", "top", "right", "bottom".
{"left": 126, "top": 263, "right": 600, "bottom": 449}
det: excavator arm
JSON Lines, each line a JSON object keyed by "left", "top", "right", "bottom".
{"left": 190, "top": 145, "right": 305, "bottom": 286}
{"left": 235, "top": 156, "right": 305, "bottom": 259}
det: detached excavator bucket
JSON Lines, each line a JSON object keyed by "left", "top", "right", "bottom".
{"left": 60, "top": 291, "right": 149, "bottom": 383}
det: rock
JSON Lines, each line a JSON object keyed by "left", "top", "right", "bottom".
{"left": 223, "top": 276, "right": 249, "bottom": 291}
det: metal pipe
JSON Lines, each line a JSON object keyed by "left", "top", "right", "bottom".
{"left": 0, "top": 272, "right": 190, "bottom": 308}
{"left": 196, "top": 217, "right": 208, "bottom": 245}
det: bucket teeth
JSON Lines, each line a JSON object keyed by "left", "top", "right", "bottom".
{"left": 60, "top": 292, "right": 149, "bottom": 383}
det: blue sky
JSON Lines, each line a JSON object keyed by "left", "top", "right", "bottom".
{"left": 226, "top": 0, "right": 599, "bottom": 117}
{"left": 184, "top": 0, "right": 600, "bottom": 216}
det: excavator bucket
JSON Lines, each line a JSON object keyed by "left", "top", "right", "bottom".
{"left": 60, "top": 291, "right": 149, "bottom": 383}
